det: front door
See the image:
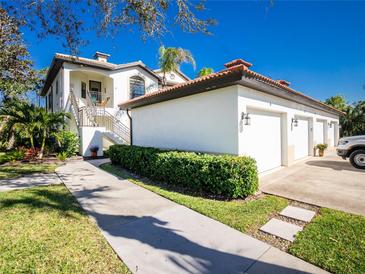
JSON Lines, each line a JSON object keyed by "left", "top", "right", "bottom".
{"left": 89, "top": 81, "right": 102, "bottom": 104}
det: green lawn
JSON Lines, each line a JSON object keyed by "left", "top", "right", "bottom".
{"left": 101, "top": 163, "right": 288, "bottom": 234}
{"left": 0, "top": 162, "right": 59, "bottom": 179}
{"left": 102, "top": 163, "right": 365, "bottom": 274}
{"left": 0, "top": 184, "right": 130, "bottom": 273}
{"left": 290, "top": 208, "right": 365, "bottom": 274}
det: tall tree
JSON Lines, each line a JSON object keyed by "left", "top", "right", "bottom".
{"left": 198, "top": 67, "right": 214, "bottom": 77}
{"left": 35, "top": 108, "right": 70, "bottom": 159}
{"left": 0, "top": 8, "right": 36, "bottom": 99}
{"left": 325, "top": 95, "right": 347, "bottom": 112}
{"left": 0, "top": 99, "right": 38, "bottom": 149}
{"left": 4, "top": 1, "right": 215, "bottom": 54}
{"left": 158, "top": 46, "right": 195, "bottom": 85}
{"left": 325, "top": 95, "right": 365, "bottom": 137}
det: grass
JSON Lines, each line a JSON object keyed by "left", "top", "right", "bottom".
{"left": 101, "top": 163, "right": 288, "bottom": 234}
{"left": 290, "top": 208, "right": 365, "bottom": 274}
{"left": 0, "top": 162, "right": 59, "bottom": 179}
{"left": 0, "top": 184, "right": 130, "bottom": 274}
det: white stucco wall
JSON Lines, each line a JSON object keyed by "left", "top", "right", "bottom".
{"left": 131, "top": 84, "right": 340, "bottom": 171}
{"left": 237, "top": 85, "right": 339, "bottom": 165}
{"left": 132, "top": 86, "right": 239, "bottom": 155}
{"left": 80, "top": 127, "right": 104, "bottom": 157}
{"left": 155, "top": 70, "right": 188, "bottom": 85}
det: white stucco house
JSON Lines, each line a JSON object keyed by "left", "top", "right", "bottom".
{"left": 40, "top": 52, "right": 187, "bottom": 156}
{"left": 119, "top": 59, "right": 343, "bottom": 173}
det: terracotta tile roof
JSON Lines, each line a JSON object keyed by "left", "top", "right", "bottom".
{"left": 119, "top": 59, "right": 343, "bottom": 114}
{"left": 277, "top": 80, "right": 291, "bottom": 86}
{"left": 119, "top": 64, "right": 245, "bottom": 108}
{"left": 224, "top": 59, "right": 252, "bottom": 68}
{"left": 40, "top": 53, "right": 161, "bottom": 96}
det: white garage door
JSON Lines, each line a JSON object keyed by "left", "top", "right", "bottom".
{"left": 314, "top": 120, "right": 325, "bottom": 145}
{"left": 328, "top": 124, "right": 335, "bottom": 147}
{"left": 293, "top": 118, "right": 309, "bottom": 160}
{"left": 243, "top": 109, "right": 282, "bottom": 173}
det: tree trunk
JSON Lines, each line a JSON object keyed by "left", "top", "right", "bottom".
{"left": 6, "top": 133, "right": 15, "bottom": 150}
{"left": 29, "top": 134, "right": 35, "bottom": 149}
{"left": 38, "top": 131, "right": 47, "bottom": 159}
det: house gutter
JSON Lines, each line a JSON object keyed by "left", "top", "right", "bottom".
{"left": 237, "top": 77, "right": 344, "bottom": 117}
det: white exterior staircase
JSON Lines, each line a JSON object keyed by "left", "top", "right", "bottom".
{"left": 67, "top": 91, "right": 130, "bottom": 155}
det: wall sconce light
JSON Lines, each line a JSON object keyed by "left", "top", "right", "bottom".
{"left": 292, "top": 118, "right": 298, "bottom": 128}
{"left": 241, "top": 112, "right": 251, "bottom": 125}
{"left": 328, "top": 123, "right": 332, "bottom": 128}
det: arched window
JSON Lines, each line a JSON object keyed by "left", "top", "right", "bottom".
{"left": 130, "top": 76, "right": 145, "bottom": 99}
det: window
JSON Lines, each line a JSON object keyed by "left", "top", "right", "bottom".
{"left": 81, "top": 82, "right": 86, "bottom": 99}
{"left": 89, "top": 80, "right": 102, "bottom": 103}
{"left": 130, "top": 76, "right": 145, "bottom": 99}
{"left": 56, "top": 80, "right": 59, "bottom": 95}
{"left": 48, "top": 86, "right": 53, "bottom": 112}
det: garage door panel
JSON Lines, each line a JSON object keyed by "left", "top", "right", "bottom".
{"left": 314, "top": 120, "right": 325, "bottom": 145}
{"left": 243, "top": 109, "right": 282, "bottom": 173}
{"left": 293, "top": 118, "right": 309, "bottom": 160}
{"left": 328, "top": 125, "right": 335, "bottom": 147}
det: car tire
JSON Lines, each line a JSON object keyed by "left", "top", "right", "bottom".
{"left": 349, "top": 149, "right": 365, "bottom": 169}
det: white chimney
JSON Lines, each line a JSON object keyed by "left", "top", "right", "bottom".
{"left": 94, "top": 51, "right": 110, "bottom": 62}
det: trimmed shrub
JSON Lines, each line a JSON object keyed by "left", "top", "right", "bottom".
{"left": 108, "top": 145, "right": 258, "bottom": 198}
{"left": 54, "top": 131, "right": 79, "bottom": 157}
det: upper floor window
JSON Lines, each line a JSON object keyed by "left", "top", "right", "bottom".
{"left": 130, "top": 76, "right": 145, "bottom": 99}
{"left": 55, "top": 80, "right": 59, "bottom": 95}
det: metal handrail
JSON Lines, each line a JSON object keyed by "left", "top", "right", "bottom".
{"left": 83, "top": 90, "right": 130, "bottom": 144}
{"left": 69, "top": 91, "right": 80, "bottom": 126}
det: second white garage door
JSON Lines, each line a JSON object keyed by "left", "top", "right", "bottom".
{"left": 314, "top": 120, "right": 325, "bottom": 145}
{"left": 293, "top": 118, "right": 309, "bottom": 160}
{"left": 243, "top": 109, "right": 282, "bottom": 173}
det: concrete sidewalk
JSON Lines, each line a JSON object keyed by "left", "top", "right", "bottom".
{"left": 56, "top": 160, "right": 327, "bottom": 274}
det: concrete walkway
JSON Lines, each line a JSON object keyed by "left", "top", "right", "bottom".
{"left": 0, "top": 173, "right": 61, "bottom": 192}
{"left": 56, "top": 160, "right": 327, "bottom": 274}
{"left": 260, "top": 151, "right": 365, "bottom": 216}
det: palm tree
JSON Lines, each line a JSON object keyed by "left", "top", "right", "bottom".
{"left": 0, "top": 99, "right": 39, "bottom": 149}
{"left": 0, "top": 99, "right": 69, "bottom": 158}
{"left": 35, "top": 108, "right": 70, "bottom": 159}
{"left": 198, "top": 67, "right": 214, "bottom": 77}
{"left": 158, "top": 46, "right": 195, "bottom": 85}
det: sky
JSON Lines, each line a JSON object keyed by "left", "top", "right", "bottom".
{"left": 22, "top": 0, "right": 365, "bottom": 103}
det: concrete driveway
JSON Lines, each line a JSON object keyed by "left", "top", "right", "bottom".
{"left": 260, "top": 151, "right": 365, "bottom": 216}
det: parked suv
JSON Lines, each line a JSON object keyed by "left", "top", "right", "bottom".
{"left": 337, "top": 135, "right": 365, "bottom": 169}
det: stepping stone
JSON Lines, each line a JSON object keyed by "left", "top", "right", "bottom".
{"left": 260, "top": 218, "right": 302, "bottom": 242}
{"left": 280, "top": 205, "right": 316, "bottom": 222}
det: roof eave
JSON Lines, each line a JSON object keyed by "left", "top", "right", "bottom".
{"left": 238, "top": 76, "right": 344, "bottom": 116}
{"left": 119, "top": 70, "right": 243, "bottom": 110}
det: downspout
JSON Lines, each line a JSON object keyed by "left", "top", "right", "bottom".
{"left": 126, "top": 109, "right": 133, "bottom": 145}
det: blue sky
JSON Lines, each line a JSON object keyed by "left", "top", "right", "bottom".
{"left": 23, "top": 0, "right": 365, "bottom": 103}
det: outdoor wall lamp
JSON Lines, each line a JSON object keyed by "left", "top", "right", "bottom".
{"left": 292, "top": 118, "right": 298, "bottom": 127}
{"left": 241, "top": 112, "right": 251, "bottom": 125}
{"left": 328, "top": 122, "right": 333, "bottom": 128}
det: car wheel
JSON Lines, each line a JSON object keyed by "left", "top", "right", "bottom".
{"left": 349, "top": 149, "right": 365, "bottom": 169}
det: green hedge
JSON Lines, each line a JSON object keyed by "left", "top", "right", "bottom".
{"left": 108, "top": 145, "right": 258, "bottom": 198}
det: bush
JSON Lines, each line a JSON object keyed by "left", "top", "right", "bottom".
{"left": 57, "top": 151, "right": 68, "bottom": 162}
{"left": 108, "top": 145, "right": 258, "bottom": 198}
{"left": 316, "top": 143, "right": 328, "bottom": 151}
{"left": 0, "top": 149, "right": 25, "bottom": 164}
{"left": 54, "top": 131, "right": 79, "bottom": 157}
{"left": 23, "top": 148, "right": 40, "bottom": 161}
